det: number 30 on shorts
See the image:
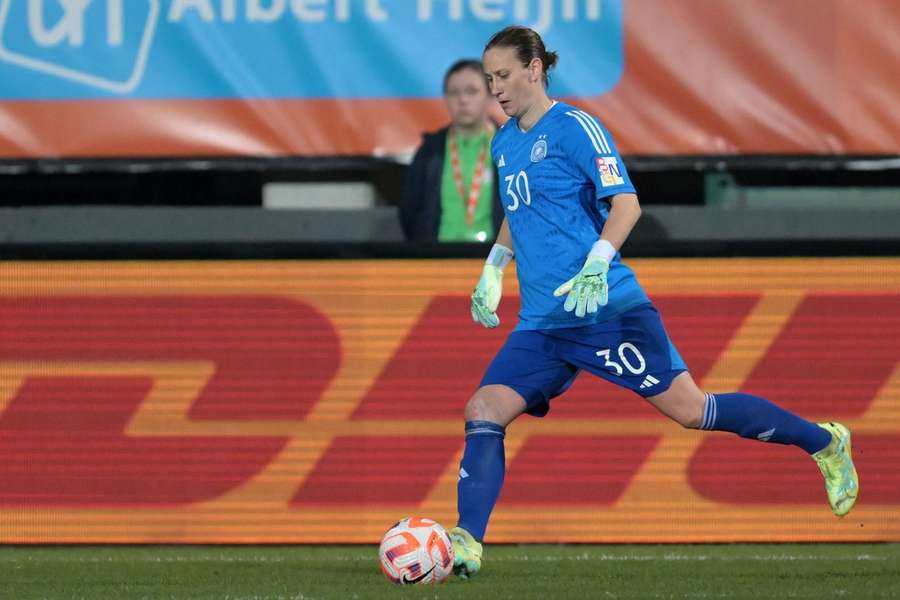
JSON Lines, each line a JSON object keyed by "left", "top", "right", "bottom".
{"left": 595, "top": 343, "right": 646, "bottom": 376}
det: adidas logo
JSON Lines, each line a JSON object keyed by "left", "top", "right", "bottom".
{"left": 459, "top": 467, "right": 469, "bottom": 480}
{"left": 497, "top": 155, "right": 506, "bottom": 168}
{"left": 639, "top": 375, "right": 659, "bottom": 390}
{"left": 757, "top": 428, "right": 776, "bottom": 442}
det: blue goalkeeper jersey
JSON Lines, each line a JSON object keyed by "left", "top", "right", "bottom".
{"left": 492, "top": 101, "right": 650, "bottom": 331}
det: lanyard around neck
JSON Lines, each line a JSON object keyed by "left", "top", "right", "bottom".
{"left": 449, "top": 128, "right": 489, "bottom": 226}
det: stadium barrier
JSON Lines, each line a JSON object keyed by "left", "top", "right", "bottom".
{"left": 1, "top": 258, "right": 898, "bottom": 543}
{"left": 2, "top": 206, "right": 899, "bottom": 249}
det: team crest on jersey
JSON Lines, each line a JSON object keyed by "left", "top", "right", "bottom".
{"left": 531, "top": 136, "right": 548, "bottom": 162}
{"left": 596, "top": 156, "right": 625, "bottom": 187}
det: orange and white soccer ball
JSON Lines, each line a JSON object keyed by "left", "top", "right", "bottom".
{"left": 378, "top": 517, "right": 454, "bottom": 585}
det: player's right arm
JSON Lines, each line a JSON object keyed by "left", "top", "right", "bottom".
{"left": 493, "top": 216, "right": 513, "bottom": 251}
{"left": 471, "top": 218, "right": 513, "bottom": 328}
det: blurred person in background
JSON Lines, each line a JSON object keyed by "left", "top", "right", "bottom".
{"left": 400, "top": 59, "right": 503, "bottom": 242}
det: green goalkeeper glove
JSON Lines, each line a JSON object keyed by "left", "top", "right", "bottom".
{"left": 553, "top": 255, "right": 610, "bottom": 317}
{"left": 471, "top": 244, "right": 513, "bottom": 328}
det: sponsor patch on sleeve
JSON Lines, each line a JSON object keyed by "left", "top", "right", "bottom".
{"left": 596, "top": 156, "right": 625, "bottom": 187}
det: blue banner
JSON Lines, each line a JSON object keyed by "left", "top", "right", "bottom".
{"left": 0, "top": 0, "right": 623, "bottom": 100}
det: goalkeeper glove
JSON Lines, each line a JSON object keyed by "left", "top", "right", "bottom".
{"left": 553, "top": 240, "right": 615, "bottom": 317}
{"left": 471, "top": 243, "right": 513, "bottom": 328}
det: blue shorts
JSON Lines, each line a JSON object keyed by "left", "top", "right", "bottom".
{"left": 480, "top": 303, "right": 687, "bottom": 417}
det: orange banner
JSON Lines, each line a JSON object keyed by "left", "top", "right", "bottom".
{"left": 1, "top": 0, "right": 898, "bottom": 158}
{"left": 1, "top": 258, "right": 899, "bottom": 543}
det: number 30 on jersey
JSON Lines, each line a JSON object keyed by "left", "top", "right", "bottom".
{"left": 505, "top": 171, "right": 531, "bottom": 211}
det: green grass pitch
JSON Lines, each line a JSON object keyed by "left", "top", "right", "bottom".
{"left": 2, "top": 544, "right": 898, "bottom": 599}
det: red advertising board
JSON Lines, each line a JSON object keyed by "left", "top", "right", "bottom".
{"left": 0, "top": 258, "right": 898, "bottom": 542}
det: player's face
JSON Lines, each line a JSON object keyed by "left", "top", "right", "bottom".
{"left": 444, "top": 68, "right": 491, "bottom": 130}
{"left": 483, "top": 46, "right": 539, "bottom": 119}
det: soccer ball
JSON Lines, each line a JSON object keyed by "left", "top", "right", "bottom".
{"left": 378, "top": 517, "right": 454, "bottom": 585}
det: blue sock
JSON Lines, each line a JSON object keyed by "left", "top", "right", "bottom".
{"left": 456, "top": 420, "right": 506, "bottom": 542}
{"left": 700, "top": 392, "right": 831, "bottom": 454}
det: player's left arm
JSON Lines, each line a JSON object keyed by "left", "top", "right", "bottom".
{"left": 553, "top": 113, "right": 640, "bottom": 316}
{"left": 553, "top": 193, "right": 640, "bottom": 316}
{"left": 598, "top": 193, "right": 641, "bottom": 253}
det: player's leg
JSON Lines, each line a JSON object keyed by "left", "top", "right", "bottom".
{"left": 645, "top": 367, "right": 858, "bottom": 516}
{"left": 464, "top": 383, "right": 527, "bottom": 426}
{"left": 559, "top": 303, "right": 857, "bottom": 517}
{"left": 452, "top": 384, "right": 525, "bottom": 579}
{"left": 453, "top": 330, "right": 577, "bottom": 579}
{"left": 646, "top": 371, "right": 830, "bottom": 452}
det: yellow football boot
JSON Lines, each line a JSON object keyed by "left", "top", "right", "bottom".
{"left": 449, "top": 526, "right": 483, "bottom": 579}
{"left": 812, "top": 422, "right": 859, "bottom": 517}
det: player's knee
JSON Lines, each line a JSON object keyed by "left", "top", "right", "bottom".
{"left": 675, "top": 398, "right": 704, "bottom": 429}
{"left": 647, "top": 372, "right": 706, "bottom": 429}
{"left": 657, "top": 397, "right": 703, "bottom": 429}
{"left": 463, "top": 387, "right": 522, "bottom": 426}
{"left": 679, "top": 409, "right": 703, "bottom": 429}
{"left": 464, "top": 393, "right": 494, "bottom": 422}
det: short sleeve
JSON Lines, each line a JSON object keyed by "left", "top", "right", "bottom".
{"left": 562, "top": 108, "right": 636, "bottom": 199}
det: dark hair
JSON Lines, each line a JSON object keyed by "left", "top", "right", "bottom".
{"left": 443, "top": 59, "right": 486, "bottom": 93}
{"left": 484, "top": 26, "right": 558, "bottom": 85}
